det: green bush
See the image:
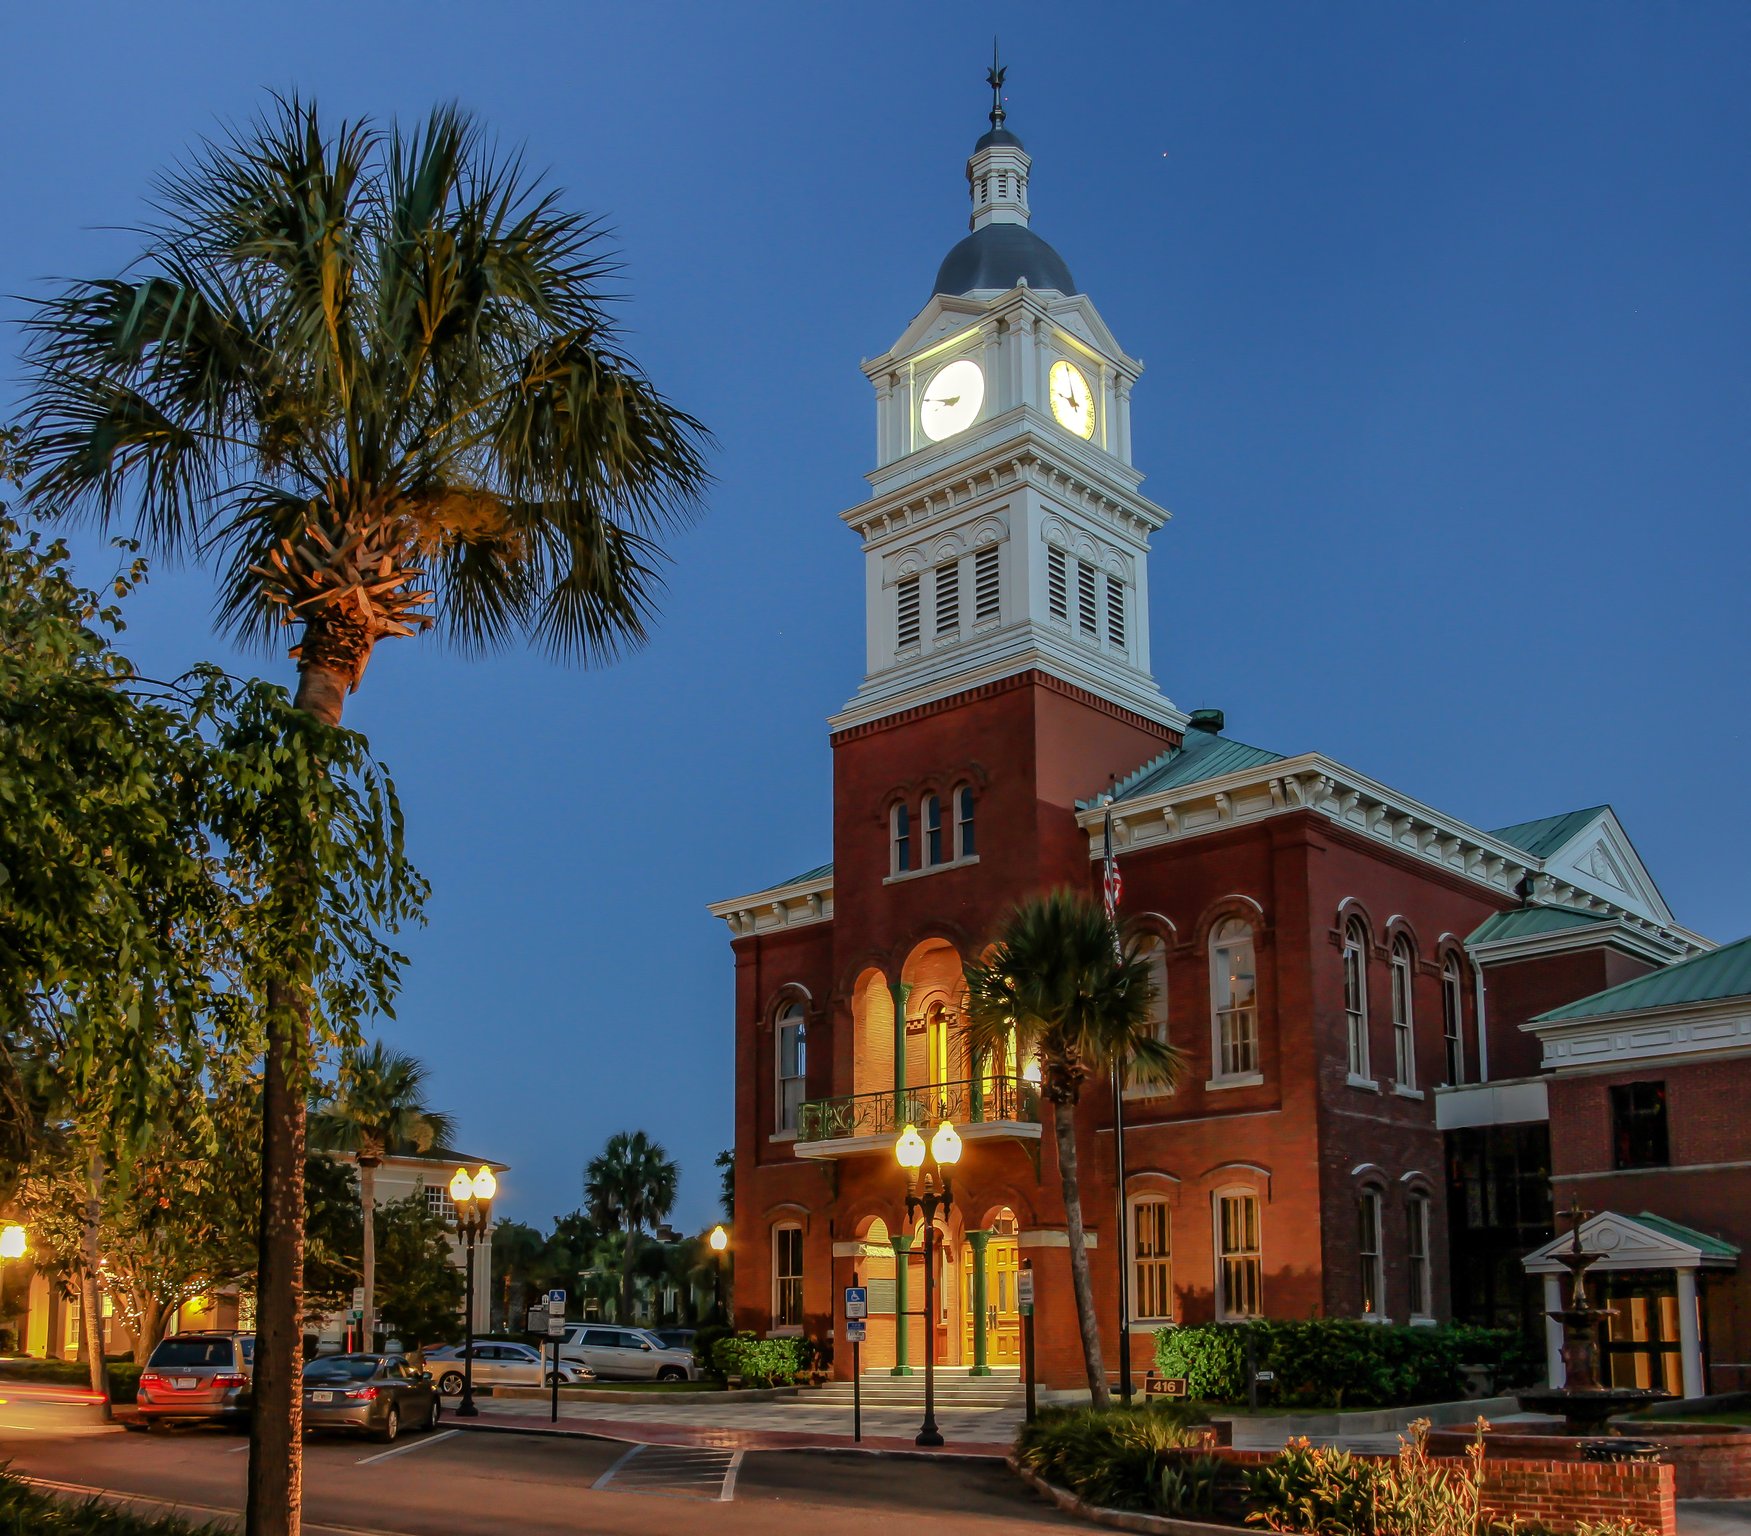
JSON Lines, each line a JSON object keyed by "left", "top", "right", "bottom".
{"left": 691, "top": 1322, "right": 735, "bottom": 1382}
{"left": 1014, "top": 1405, "right": 1207, "bottom": 1513}
{"left": 708, "top": 1331, "right": 807, "bottom": 1388}
{"left": 0, "top": 1469, "right": 223, "bottom": 1532}
{"left": 1154, "top": 1320, "right": 1538, "bottom": 1409}
{"left": 0, "top": 1359, "right": 142, "bottom": 1405}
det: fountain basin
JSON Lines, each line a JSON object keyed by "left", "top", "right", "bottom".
{"left": 1514, "top": 1386, "right": 1671, "bottom": 1434}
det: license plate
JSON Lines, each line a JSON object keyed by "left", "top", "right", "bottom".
{"left": 175, "top": 1377, "right": 198, "bottom": 1390}
{"left": 311, "top": 1391, "right": 333, "bottom": 1403}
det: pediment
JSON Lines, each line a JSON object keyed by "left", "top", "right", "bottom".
{"left": 871, "top": 288, "right": 1139, "bottom": 377}
{"left": 1541, "top": 809, "right": 1672, "bottom": 924}
{"left": 1524, "top": 1211, "right": 1732, "bottom": 1273}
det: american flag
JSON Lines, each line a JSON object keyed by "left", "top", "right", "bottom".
{"left": 1102, "top": 801, "right": 1123, "bottom": 961}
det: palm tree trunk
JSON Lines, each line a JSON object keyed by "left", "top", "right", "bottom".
{"left": 359, "top": 1158, "right": 377, "bottom": 1349}
{"left": 247, "top": 648, "right": 351, "bottom": 1536}
{"left": 621, "top": 1233, "right": 638, "bottom": 1325}
{"left": 1053, "top": 1098, "right": 1110, "bottom": 1408}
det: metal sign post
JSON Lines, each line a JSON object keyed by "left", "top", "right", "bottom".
{"left": 547, "top": 1289, "right": 567, "bottom": 1422}
{"left": 1019, "top": 1260, "right": 1036, "bottom": 1424}
{"left": 846, "top": 1277, "right": 865, "bottom": 1442}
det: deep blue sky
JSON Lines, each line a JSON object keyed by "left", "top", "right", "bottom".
{"left": 4, "top": 3, "right": 1747, "bottom": 1232}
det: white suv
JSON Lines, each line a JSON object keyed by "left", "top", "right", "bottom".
{"left": 559, "top": 1325, "right": 698, "bottom": 1382}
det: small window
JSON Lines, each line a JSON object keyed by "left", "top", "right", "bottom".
{"left": 1408, "top": 1195, "right": 1432, "bottom": 1318}
{"left": 1441, "top": 957, "right": 1465, "bottom": 1086}
{"left": 1210, "top": 919, "right": 1258, "bottom": 1079}
{"left": 1343, "top": 919, "right": 1370, "bottom": 1080}
{"left": 1131, "top": 1197, "right": 1173, "bottom": 1324}
{"left": 897, "top": 574, "right": 920, "bottom": 649}
{"left": 1076, "top": 560, "right": 1098, "bottom": 637}
{"left": 1216, "top": 1193, "right": 1262, "bottom": 1319}
{"left": 776, "top": 1001, "right": 807, "bottom": 1133}
{"left": 774, "top": 1226, "right": 804, "bottom": 1327}
{"left": 1391, "top": 938, "right": 1416, "bottom": 1089}
{"left": 1106, "top": 577, "right": 1126, "bottom": 649}
{"left": 1047, "top": 547, "right": 1068, "bottom": 622}
{"left": 935, "top": 560, "right": 960, "bottom": 637}
{"left": 892, "top": 802, "right": 911, "bottom": 874}
{"left": 1611, "top": 1081, "right": 1669, "bottom": 1170}
{"left": 974, "top": 547, "right": 1000, "bottom": 624}
{"left": 956, "top": 786, "right": 976, "bottom": 859}
{"left": 924, "top": 794, "right": 944, "bottom": 865}
{"left": 1359, "top": 1189, "right": 1383, "bottom": 1317}
{"left": 425, "top": 1183, "right": 458, "bottom": 1225}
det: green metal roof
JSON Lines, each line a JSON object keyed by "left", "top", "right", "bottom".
{"left": 1468, "top": 905, "right": 1612, "bottom": 946}
{"left": 779, "top": 862, "right": 833, "bottom": 887}
{"left": 1534, "top": 933, "right": 1751, "bottom": 1024}
{"left": 1099, "top": 729, "right": 1285, "bottom": 807}
{"left": 1489, "top": 805, "right": 1610, "bottom": 859}
{"left": 1633, "top": 1212, "right": 1740, "bottom": 1262}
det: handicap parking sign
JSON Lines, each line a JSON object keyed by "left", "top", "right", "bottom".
{"left": 844, "top": 1286, "right": 867, "bottom": 1319}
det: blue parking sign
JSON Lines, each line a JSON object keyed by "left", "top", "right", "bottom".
{"left": 844, "top": 1286, "right": 867, "bottom": 1320}
{"left": 845, "top": 1318, "right": 867, "bottom": 1343}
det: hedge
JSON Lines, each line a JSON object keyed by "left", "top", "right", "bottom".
{"left": 0, "top": 1359, "right": 143, "bottom": 1404}
{"left": 1152, "top": 1320, "right": 1540, "bottom": 1409}
{"left": 0, "top": 1470, "right": 223, "bottom": 1533}
{"left": 708, "top": 1332, "right": 808, "bottom": 1387}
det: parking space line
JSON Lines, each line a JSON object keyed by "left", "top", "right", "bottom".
{"left": 356, "top": 1427, "right": 459, "bottom": 1465}
{"left": 226, "top": 1442, "right": 252, "bottom": 1453}
{"left": 720, "top": 1450, "right": 743, "bottom": 1502}
{"left": 592, "top": 1441, "right": 643, "bottom": 1490}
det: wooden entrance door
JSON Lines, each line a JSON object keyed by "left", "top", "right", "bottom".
{"left": 964, "top": 1215, "right": 1021, "bottom": 1366}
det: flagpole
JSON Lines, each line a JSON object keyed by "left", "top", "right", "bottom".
{"left": 1104, "top": 796, "right": 1133, "bottom": 1405}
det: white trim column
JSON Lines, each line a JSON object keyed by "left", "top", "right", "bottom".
{"left": 1543, "top": 1274, "right": 1565, "bottom": 1387}
{"left": 1676, "top": 1269, "right": 1703, "bottom": 1400}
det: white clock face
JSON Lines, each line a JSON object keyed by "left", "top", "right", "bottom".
{"left": 919, "top": 358, "right": 985, "bottom": 442}
{"left": 1049, "top": 360, "right": 1096, "bottom": 440}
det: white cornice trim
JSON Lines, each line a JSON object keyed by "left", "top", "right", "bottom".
{"left": 1469, "top": 920, "right": 1688, "bottom": 969}
{"left": 706, "top": 871, "right": 834, "bottom": 938}
{"left": 1530, "top": 995, "right": 1751, "bottom": 1072}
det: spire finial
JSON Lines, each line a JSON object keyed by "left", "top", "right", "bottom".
{"left": 987, "top": 38, "right": 1007, "bottom": 131}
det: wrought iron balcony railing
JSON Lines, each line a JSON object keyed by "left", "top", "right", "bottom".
{"left": 794, "top": 1076, "right": 1041, "bottom": 1145}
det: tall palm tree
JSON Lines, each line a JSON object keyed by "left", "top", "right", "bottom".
{"left": 962, "top": 888, "right": 1181, "bottom": 1409}
{"left": 583, "top": 1130, "right": 678, "bottom": 1323}
{"left": 19, "top": 97, "right": 708, "bottom": 1536}
{"left": 309, "top": 1043, "right": 455, "bottom": 1349}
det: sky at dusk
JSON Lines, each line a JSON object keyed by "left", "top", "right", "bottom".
{"left": 3, "top": 3, "right": 1747, "bottom": 1233}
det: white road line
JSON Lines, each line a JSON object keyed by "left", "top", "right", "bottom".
{"left": 720, "top": 1449, "right": 744, "bottom": 1502}
{"left": 356, "top": 1427, "right": 459, "bottom": 1465}
{"left": 591, "top": 1441, "right": 643, "bottom": 1490}
{"left": 17, "top": 1475, "right": 401, "bottom": 1536}
{"left": 226, "top": 1442, "right": 252, "bottom": 1453}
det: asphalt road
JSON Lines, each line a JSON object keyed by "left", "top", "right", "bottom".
{"left": 0, "top": 1399, "right": 1074, "bottom": 1535}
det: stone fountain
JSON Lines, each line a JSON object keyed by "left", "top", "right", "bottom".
{"left": 1514, "top": 1203, "right": 1672, "bottom": 1434}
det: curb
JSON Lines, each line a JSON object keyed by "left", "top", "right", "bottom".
{"left": 1007, "top": 1457, "right": 1237, "bottom": 1535}
{"left": 489, "top": 1384, "right": 800, "bottom": 1405}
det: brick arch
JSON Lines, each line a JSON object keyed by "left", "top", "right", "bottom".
{"left": 762, "top": 1200, "right": 813, "bottom": 1233}
{"left": 892, "top": 920, "right": 978, "bottom": 977}
{"left": 761, "top": 981, "right": 814, "bottom": 1028}
{"left": 970, "top": 1185, "right": 1038, "bottom": 1232}
{"left": 1382, "top": 913, "right": 1424, "bottom": 961}
{"left": 1128, "top": 911, "right": 1178, "bottom": 946}
{"left": 1334, "top": 897, "right": 1381, "bottom": 952}
{"left": 1125, "top": 1169, "right": 1183, "bottom": 1208}
{"left": 1190, "top": 893, "right": 1268, "bottom": 951}
{"left": 1202, "top": 1160, "right": 1272, "bottom": 1201}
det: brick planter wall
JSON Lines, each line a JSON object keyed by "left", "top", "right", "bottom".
{"left": 1427, "top": 1419, "right": 1751, "bottom": 1502}
{"left": 1480, "top": 1460, "right": 1674, "bottom": 1535}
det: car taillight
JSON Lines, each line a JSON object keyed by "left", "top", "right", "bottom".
{"left": 212, "top": 1374, "right": 248, "bottom": 1387}
{"left": 343, "top": 1386, "right": 379, "bottom": 1400}
{"left": 139, "top": 1373, "right": 163, "bottom": 1388}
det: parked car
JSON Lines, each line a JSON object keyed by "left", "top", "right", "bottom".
{"left": 301, "top": 1353, "right": 440, "bottom": 1443}
{"left": 136, "top": 1331, "right": 255, "bottom": 1427}
{"left": 651, "top": 1328, "right": 696, "bottom": 1353}
{"left": 559, "top": 1325, "right": 698, "bottom": 1382}
{"left": 423, "top": 1340, "right": 595, "bottom": 1396}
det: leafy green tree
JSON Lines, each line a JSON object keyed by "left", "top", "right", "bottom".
{"left": 309, "top": 1044, "right": 454, "bottom": 1348}
{"left": 301, "top": 1155, "right": 362, "bottom": 1326}
{"left": 584, "top": 1131, "right": 679, "bottom": 1324}
{"left": 963, "top": 889, "right": 1181, "bottom": 1409}
{"left": 488, "top": 1220, "right": 547, "bottom": 1330}
{"left": 20, "top": 95, "right": 708, "bottom": 1534}
{"left": 371, "top": 1195, "right": 465, "bottom": 1348}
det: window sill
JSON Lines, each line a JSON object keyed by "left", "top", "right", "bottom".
{"left": 1205, "top": 1072, "right": 1265, "bottom": 1092}
{"left": 1123, "top": 1084, "right": 1176, "bottom": 1101}
{"left": 885, "top": 854, "right": 980, "bottom": 885}
{"left": 1409, "top": 1315, "right": 1438, "bottom": 1328}
{"left": 770, "top": 1130, "right": 798, "bottom": 1144}
{"left": 1129, "top": 1318, "right": 1171, "bottom": 1332}
{"left": 1346, "top": 1074, "right": 1380, "bottom": 1093}
{"left": 1392, "top": 1084, "right": 1426, "bottom": 1101}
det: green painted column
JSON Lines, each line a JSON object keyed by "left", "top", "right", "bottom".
{"left": 967, "top": 1229, "right": 992, "bottom": 1376}
{"left": 890, "top": 982, "right": 912, "bottom": 1114}
{"left": 890, "top": 1233, "right": 915, "bottom": 1376}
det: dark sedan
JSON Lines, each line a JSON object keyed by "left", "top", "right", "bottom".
{"left": 301, "top": 1354, "right": 440, "bottom": 1443}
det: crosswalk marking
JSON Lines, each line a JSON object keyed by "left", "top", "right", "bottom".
{"left": 590, "top": 1443, "right": 741, "bottom": 1501}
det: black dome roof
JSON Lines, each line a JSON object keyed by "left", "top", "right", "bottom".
{"left": 973, "top": 125, "right": 1024, "bottom": 152}
{"left": 933, "top": 222, "right": 1076, "bottom": 298}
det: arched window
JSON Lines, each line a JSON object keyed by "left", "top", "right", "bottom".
{"left": 772, "top": 1224, "right": 804, "bottom": 1328}
{"left": 891, "top": 802, "right": 911, "bottom": 875}
{"left": 1441, "top": 956, "right": 1465, "bottom": 1086}
{"left": 1343, "top": 918, "right": 1371, "bottom": 1081}
{"left": 775, "top": 1001, "right": 807, "bottom": 1134}
{"left": 1407, "top": 1194, "right": 1432, "bottom": 1319}
{"left": 1126, "top": 936, "right": 1171, "bottom": 1100}
{"left": 1391, "top": 938, "right": 1416, "bottom": 1090}
{"left": 924, "top": 794, "right": 944, "bottom": 866}
{"left": 1214, "top": 1190, "right": 1262, "bottom": 1319}
{"left": 1358, "top": 1188, "right": 1384, "bottom": 1317}
{"left": 956, "top": 786, "right": 977, "bottom": 860}
{"left": 1210, "top": 919, "right": 1258, "bottom": 1081}
{"left": 1129, "top": 1196, "right": 1173, "bottom": 1325}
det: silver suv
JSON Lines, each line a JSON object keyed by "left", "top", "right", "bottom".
{"left": 138, "top": 1331, "right": 255, "bottom": 1426}
{"left": 559, "top": 1325, "right": 697, "bottom": 1381}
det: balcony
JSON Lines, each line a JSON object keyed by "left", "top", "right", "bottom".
{"left": 792, "top": 1076, "right": 1042, "bottom": 1161}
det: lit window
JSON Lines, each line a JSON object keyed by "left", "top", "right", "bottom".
{"left": 1131, "top": 1198, "right": 1173, "bottom": 1324}
{"left": 1106, "top": 576, "right": 1126, "bottom": 649}
{"left": 974, "top": 547, "right": 1000, "bottom": 624}
{"left": 776, "top": 1002, "right": 807, "bottom": 1133}
{"left": 1408, "top": 1195, "right": 1432, "bottom": 1318}
{"left": 897, "top": 575, "right": 920, "bottom": 649}
{"left": 1343, "top": 918, "right": 1370, "bottom": 1079}
{"left": 1216, "top": 1193, "right": 1262, "bottom": 1319}
{"left": 924, "top": 794, "right": 944, "bottom": 865}
{"left": 773, "top": 1225, "right": 804, "bottom": 1327}
{"left": 892, "top": 802, "right": 911, "bottom": 874}
{"left": 1391, "top": 939, "right": 1416, "bottom": 1089}
{"left": 956, "top": 786, "right": 976, "bottom": 859}
{"left": 1077, "top": 560, "right": 1098, "bottom": 637}
{"left": 1047, "top": 546, "right": 1068, "bottom": 622}
{"left": 935, "top": 560, "right": 960, "bottom": 637}
{"left": 1210, "top": 919, "right": 1258, "bottom": 1079}
{"left": 1359, "top": 1189, "right": 1383, "bottom": 1317}
{"left": 1442, "top": 957, "right": 1465, "bottom": 1086}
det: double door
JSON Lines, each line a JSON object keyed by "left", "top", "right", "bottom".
{"left": 963, "top": 1232, "right": 1021, "bottom": 1366}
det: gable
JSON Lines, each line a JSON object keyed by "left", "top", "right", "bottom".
{"left": 1523, "top": 1210, "right": 1738, "bottom": 1273}
{"left": 1532, "top": 809, "right": 1672, "bottom": 924}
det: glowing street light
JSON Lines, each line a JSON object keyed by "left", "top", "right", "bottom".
{"left": 895, "top": 1121, "right": 960, "bottom": 1447}
{"left": 449, "top": 1166, "right": 496, "bottom": 1418}
{"left": 708, "top": 1224, "right": 729, "bottom": 1322}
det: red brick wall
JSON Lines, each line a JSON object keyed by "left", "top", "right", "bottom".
{"left": 1479, "top": 1458, "right": 1675, "bottom": 1535}
{"left": 1481, "top": 946, "right": 1659, "bottom": 1080}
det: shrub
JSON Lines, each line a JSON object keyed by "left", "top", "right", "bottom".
{"left": 1014, "top": 1405, "right": 1206, "bottom": 1513}
{"left": 708, "top": 1331, "right": 807, "bottom": 1388}
{"left": 691, "top": 1322, "right": 734, "bottom": 1382}
{"left": 1155, "top": 1320, "right": 1538, "bottom": 1409}
{"left": 0, "top": 1469, "right": 223, "bottom": 1532}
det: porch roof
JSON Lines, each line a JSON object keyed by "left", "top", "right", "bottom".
{"left": 1523, "top": 1209, "right": 1739, "bottom": 1274}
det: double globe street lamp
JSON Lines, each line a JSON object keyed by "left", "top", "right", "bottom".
{"left": 448, "top": 1165, "right": 496, "bottom": 1418}
{"left": 896, "top": 1119, "right": 962, "bottom": 1447}
{"left": 708, "top": 1224, "right": 729, "bottom": 1323}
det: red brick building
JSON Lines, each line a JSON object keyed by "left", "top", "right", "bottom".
{"left": 709, "top": 101, "right": 1723, "bottom": 1390}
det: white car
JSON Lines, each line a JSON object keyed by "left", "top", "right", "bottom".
{"left": 425, "top": 1340, "right": 594, "bottom": 1396}
{"left": 559, "top": 1324, "right": 698, "bottom": 1382}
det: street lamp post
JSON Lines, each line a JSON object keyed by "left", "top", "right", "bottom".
{"left": 448, "top": 1166, "right": 496, "bottom": 1419}
{"left": 708, "top": 1224, "right": 728, "bottom": 1324}
{"left": 0, "top": 1226, "right": 25, "bottom": 1346}
{"left": 896, "top": 1120, "right": 962, "bottom": 1448}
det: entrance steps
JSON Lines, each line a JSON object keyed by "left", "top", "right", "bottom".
{"left": 815, "top": 1371, "right": 1024, "bottom": 1411}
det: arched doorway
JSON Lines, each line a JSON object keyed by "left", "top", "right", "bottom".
{"left": 855, "top": 1216, "right": 897, "bottom": 1371}
{"left": 963, "top": 1207, "right": 1022, "bottom": 1370}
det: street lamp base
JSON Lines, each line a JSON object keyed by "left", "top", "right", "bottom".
{"left": 456, "top": 1402, "right": 479, "bottom": 1418}
{"left": 915, "top": 1427, "right": 943, "bottom": 1447}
